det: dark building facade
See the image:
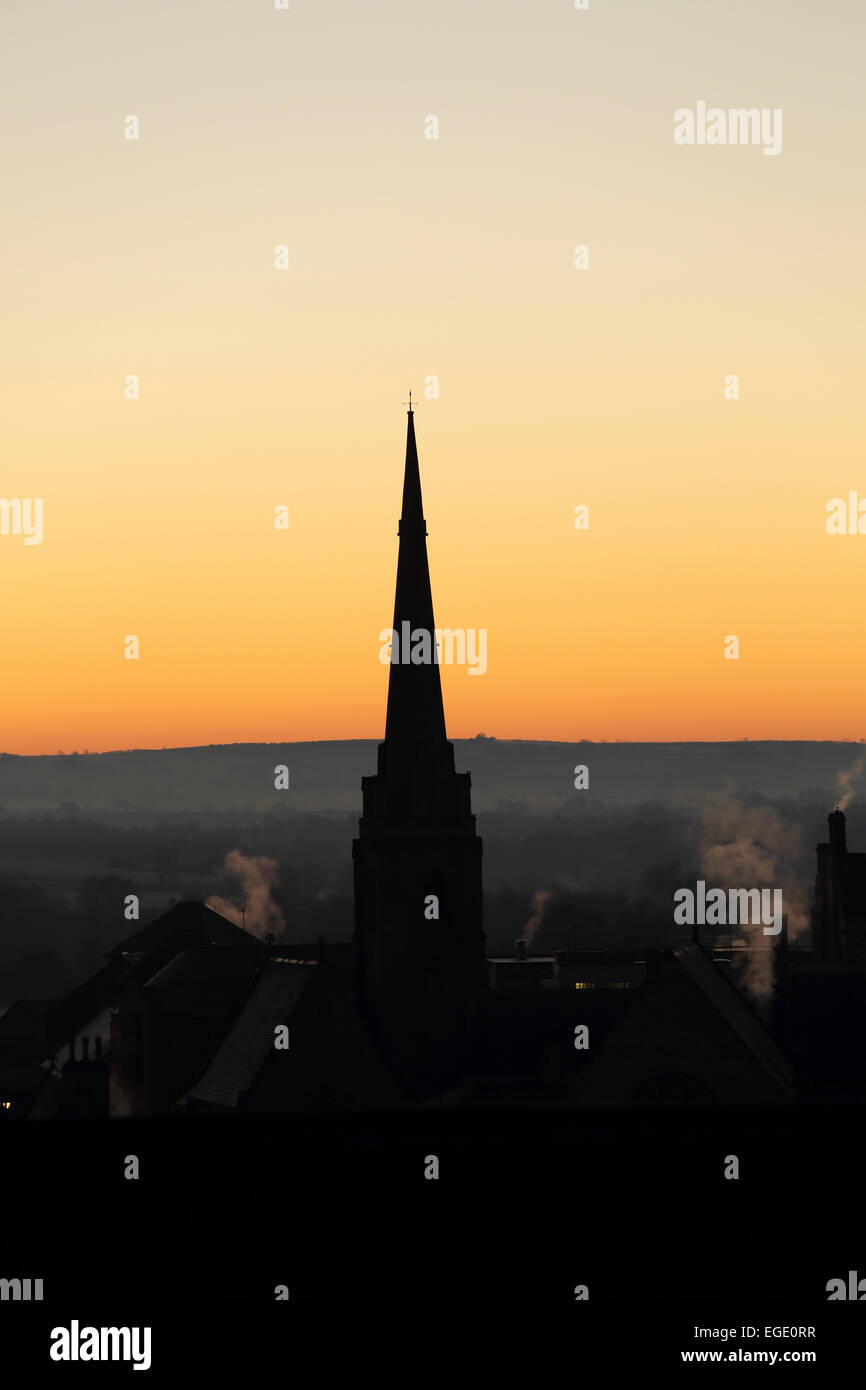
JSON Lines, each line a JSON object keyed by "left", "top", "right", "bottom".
{"left": 777, "top": 807, "right": 866, "bottom": 1098}
{"left": 352, "top": 407, "right": 486, "bottom": 1096}
{"left": 812, "top": 807, "right": 866, "bottom": 966}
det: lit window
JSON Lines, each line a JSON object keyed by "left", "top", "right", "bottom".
{"left": 574, "top": 982, "right": 597, "bottom": 990}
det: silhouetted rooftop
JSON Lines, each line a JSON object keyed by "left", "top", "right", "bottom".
{"left": 108, "top": 900, "right": 258, "bottom": 960}
{"left": 674, "top": 944, "right": 792, "bottom": 1094}
{"left": 143, "top": 944, "right": 264, "bottom": 1020}
{"left": 185, "top": 959, "right": 317, "bottom": 1108}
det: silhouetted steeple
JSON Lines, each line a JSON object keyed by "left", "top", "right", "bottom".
{"left": 353, "top": 406, "right": 486, "bottom": 1097}
{"left": 398, "top": 405, "right": 425, "bottom": 530}
{"left": 380, "top": 407, "right": 450, "bottom": 780}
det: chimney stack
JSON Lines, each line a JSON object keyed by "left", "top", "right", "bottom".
{"left": 829, "top": 808, "right": 847, "bottom": 855}
{"left": 515, "top": 938, "right": 527, "bottom": 961}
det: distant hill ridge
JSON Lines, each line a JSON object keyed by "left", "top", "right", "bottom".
{"left": 0, "top": 740, "right": 861, "bottom": 817}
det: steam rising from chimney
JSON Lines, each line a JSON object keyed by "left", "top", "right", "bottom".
{"left": 205, "top": 849, "right": 285, "bottom": 940}
{"left": 522, "top": 889, "right": 554, "bottom": 948}
{"left": 835, "top": 752, "right": 866, "bottom": 813}
{"left": 697, "top": 794, "right": 808, "bottom": 1003}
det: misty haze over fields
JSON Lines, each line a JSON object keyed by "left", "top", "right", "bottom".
{"left": 1, "top": 740, "right": 862, "bottom": 1005}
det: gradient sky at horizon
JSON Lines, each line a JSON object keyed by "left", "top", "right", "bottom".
{"left": 1, "top": 1, "right": 864, "bottom": 754}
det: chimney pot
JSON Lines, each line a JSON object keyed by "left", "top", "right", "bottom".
{"left": 515, "top": 938, "right": 527, "bottom": 961}
{"left": 829, "top": 808, "right": 847, "bottom": 854}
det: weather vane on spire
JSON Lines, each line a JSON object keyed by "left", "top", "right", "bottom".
{"left": 403, "top": 389, "right": 414, "bottom": 413}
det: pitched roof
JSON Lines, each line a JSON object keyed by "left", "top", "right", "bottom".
{"left": 41, "top": 902, "right": 261, "bottom": 1050}
{"left": 143, "top": 944, "right": 264, "bottom": 1019}
{"left": 45, "top": 959, "right": 127, "bottom": 1051}
{"left": 557, "top": 947, "right": 793, "bottom": 1106}
{"left": 107, "top": 900, "right": 257, "bottom": 960}
{"left": 185, "top": 959, "right": 317, "bottom": 1108}
{"left": 673, "top": 944, "right": 793, "bottom": 1094}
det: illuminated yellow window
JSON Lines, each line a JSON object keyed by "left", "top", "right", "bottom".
{"left": 574, "top": 981, "right": 597, "bottom": 990}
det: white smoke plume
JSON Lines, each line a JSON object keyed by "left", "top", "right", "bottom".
{"left": 205, "top": 849, "right": 285, "bottom": 940}
{"left": 697, "top": 795, "right": 808, "bottom": 1003}
{"left": 835, "top": 753, "right": 866, "bottom": 813}
{"left": 523, "top": 889, "right": 555, "bottom": 948}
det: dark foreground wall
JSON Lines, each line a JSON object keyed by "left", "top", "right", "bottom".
{"left": 2, "top": 1105, "right": 865, "bottom": 1371}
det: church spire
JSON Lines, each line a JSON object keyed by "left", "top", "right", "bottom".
{"left": 353, "top": 405, "right": 486, "bottom": 1096}
{"left": 381, "top": 405, "right": 449, "bottom": 773}
{"left": 398, "top": 401, "right": 425, "bottom": 535}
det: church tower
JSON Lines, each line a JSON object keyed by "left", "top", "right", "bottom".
{"left": 352, "top": 405, "right": 486, "bottom": 1096}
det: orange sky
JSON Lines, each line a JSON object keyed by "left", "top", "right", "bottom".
{"left": 2, "top": 1, "right": 864, "bottom": 754}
